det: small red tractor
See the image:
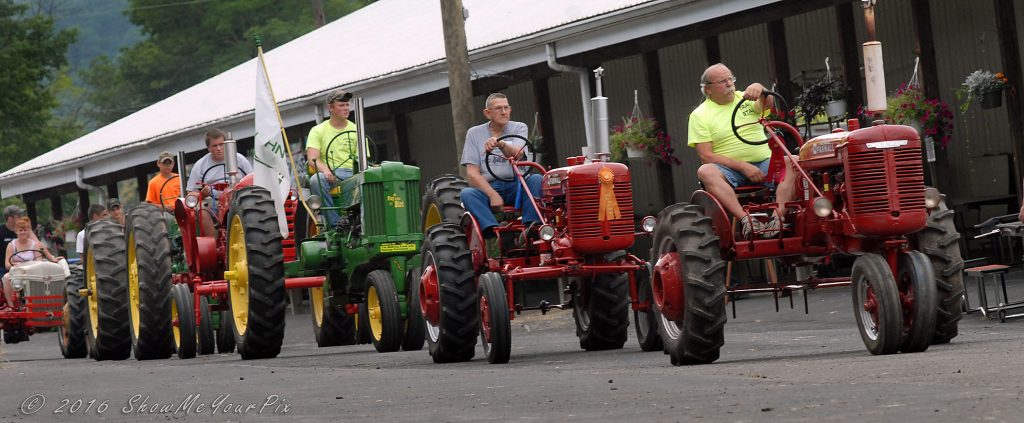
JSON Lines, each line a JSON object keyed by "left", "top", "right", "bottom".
{"left": 0, "top": 256, "right": 67, "bottom": 346}
{"left": 649, "top": 91, "right": 964, "bottom": 365}
{"left": 419, "top": 134, "right": 659, "bottom": 364}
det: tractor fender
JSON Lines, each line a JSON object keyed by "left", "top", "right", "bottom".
{"left": 460, "top": 212, "right": 486, "bottom": 270}
{"left": 690, "top": 190, "right": 732, "bottom": 250}
{"left": 195, "top": 237, "right": 218, "bottom": 274}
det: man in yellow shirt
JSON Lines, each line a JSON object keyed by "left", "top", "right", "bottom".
{"left": 307, "top": 89, "right": 358, "bottom": 226}
{"left": 146, "top": 151, "right": 181, "bottom": 210}
{"left": 688, "top": 63, "right": 796, "bottom": 238}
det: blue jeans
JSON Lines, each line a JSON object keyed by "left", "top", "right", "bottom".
{"left": 310, "top": 168, "right": 354, "bottom": 226}
{"left": 461, "top": 174, "right": 543, "bottom": 235}
{"left": 715, "top": 158, "right": 774, "bottom": 188}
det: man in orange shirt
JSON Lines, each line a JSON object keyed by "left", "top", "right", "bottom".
{"left": 146, "top": 151, "right": 181, "bottom": 210}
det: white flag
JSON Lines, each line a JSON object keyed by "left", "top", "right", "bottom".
{"left": 254, "top": 48, "right": 291, "bottom": 238}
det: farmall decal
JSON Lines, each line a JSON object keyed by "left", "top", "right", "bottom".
{"left": 865, "top": 140, "right": 908, "bottom": 149}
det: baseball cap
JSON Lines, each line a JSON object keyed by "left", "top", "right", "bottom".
{"left": 158, "top": 151, "right": 174, "bottom": 164}
{"left": 2, "top": 205, "right": 25, "bottom": 219}
{"left": 106, "top": 198, "right": 122, "bottom": 209}
{"left": 325, "top": 89, "right": 352, "bottom": 105}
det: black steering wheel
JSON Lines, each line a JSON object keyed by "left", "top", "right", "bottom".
{"left": 322, "top": 130, "right": 356, "bottom": 174}
{"left": 9, "top": 250, "right": 47, "bottom": 267}
{"left": 730, "top": 90, "right": 789, "bottom": 146}
{"left": 484, "top": 134, "right": 534, "bottom": 182}
{"left": 157, "top": 174, "right": 180, "bottom": 206}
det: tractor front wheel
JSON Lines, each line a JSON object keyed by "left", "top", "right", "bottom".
{"left": 852, "top": 253, "right": 903, "bottom": 355}
{"left": 226, "top": 187, "right": 286, "bottom": 360}
{"left": 83, "top": 221, "right": 131, "bottom": 361}
{"left": 634, "top": 262, "right": 663, "bottom": 352}
{"left": 401, "top": 266, "right": 426, "bottom": 351}
{"left": 366, "top": 270, "right": 403, "bottom": 353}
{"left": 573, "top": 251, "right": 630, "bottom": 351}
{"left": 198, "top": 296, "right": 215, "bottom": 355}
{"left": 651, "top": 203, "right": 727, "bottom": 365}
{"left": 216, "top": 310, "right": 235, "bottom": 353}
{"left": 171, "top": 284, "right": 196, "bottom": 359}
{"left": 898, "top": 251, "right": 937, "bottom": 353}
{"left": 310, "top": 285, "right": 356, "bottom": 347}
{"left": 58, "top": 264, "right": 87, "bottom": 359}
{"left": 422, "top": 223, "right": 477, "bottom": 363}
{"left": 478, "top": 272, "right": 510, "bottom": 364}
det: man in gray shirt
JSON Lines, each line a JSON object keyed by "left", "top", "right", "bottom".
{"left": 187, "top": 129, "right": 253, "bottom": 236}
{"left": 460, "top": 93, "right": 542, "bottom": 238}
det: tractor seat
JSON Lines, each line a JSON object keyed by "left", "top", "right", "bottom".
{"left": 734, "top": 185, "right": 770, "bottom": 202}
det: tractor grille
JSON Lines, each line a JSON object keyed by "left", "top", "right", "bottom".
{"left": 363, "top": 182, "right": 384, "bottom": 236}
{"left": 566, "top": 179, "right": 634, "bottom": 240}
{"left": 845, "top": 145, "right": 924, "bottom": 215}
{"left": 405, "top": 180, "right": 421, "bottom": 232}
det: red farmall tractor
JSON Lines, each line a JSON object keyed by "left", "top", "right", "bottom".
{"left": 650, "top": 91, "right": 964, "bottom": 365}
{"left": 419, "top": 134, "right": 660, "bottom": 364}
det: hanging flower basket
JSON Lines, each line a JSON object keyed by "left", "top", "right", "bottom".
{"left": 981, "top": 90, "right": 1003, "bottom": 109}
{"left": 625, "top": 147, "right": 646, "bottom": 158}
{"left": 825, "top": 99, "right": 847, "bottom": 120}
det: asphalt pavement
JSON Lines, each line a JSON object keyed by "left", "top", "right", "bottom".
{"left": 2, "top": 281, "right": 1024, "bottom": 423}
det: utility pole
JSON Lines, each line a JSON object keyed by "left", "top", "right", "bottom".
{"left": 313, "top": 0, "right": 325, "bottom": 28}
{"left": 440, "top": 0, "right": 474, "bottom": 177}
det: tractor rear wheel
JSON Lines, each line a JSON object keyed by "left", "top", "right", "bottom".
{"left": 366, "top": 270, "right": 403, "bottom": 353}
{"left": 310, "top": 286, "right": 356, "bottom": 347}
{"left": 126, "top": 204, "right": 174, "bottom": 360}
{"left": 852, "top": 253, "right": 903, "bottom": 355}
{"left": 171, "top": 284, "right": 196, "bottom": 359}
{"left": 58, "top": 264, "right": 87, "bottom": 359}
{"left": 356, "top": 302, "right": 371, "bottom": 344}
{"left": 897, "top": 251, "right": 937, "bottom": 353}
{"left": 634, "top": 262, "right": 663, "bottom": 352}
{"left": 421, "top": 175, "right": 468, "bottom": 230}
{"left": 401, "top": 266, "right": 426, "bottom": 351}
{"left": 198, "top": 296, "right": 215, "bottom": 355}
{"left": 573, "top": 251, "right": 630, "bottom": 351}
{"left": 216, "top": 310, "right": 235, "bottom": 353}
{"left": 911, "top": 201, "right": 965, "bottom": 345}
{"left": 83, "top": 221, "right": 131, "bottom": 361}
{"left": 226, "top": 187, "right": 286, "bottom": 360}
{"left": 422, "top": 223, "right": 477, "bottom": 363}
{"left": 478, "top": 272, "right": 510, "bottom": 364}
{"left": 651, "top": 203, "right": 726, "bottom": 365}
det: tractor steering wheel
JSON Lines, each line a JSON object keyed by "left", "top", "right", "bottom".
{"left": 8, "top": 250, "right": 48, "bottom": 267}
{"left": 322, "top": 130, "right": 357, "bottom": 175}
{"left": 157, "top": 174, "right": 180, "bottom": 207}
{"left": 484, "top": 134, "right": 534, "bottom": 182}
{"left": 730, "top": 90, "right": 790, "bottom": 146}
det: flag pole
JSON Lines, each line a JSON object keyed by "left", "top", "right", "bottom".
{"left": 255, "top": 35, "right": 319, "bottom": 226}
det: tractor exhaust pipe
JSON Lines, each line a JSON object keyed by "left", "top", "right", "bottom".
{"left": 591, "top": 67, "right": 610, "bottom": 159}
{"left": 177, "top": 151, "right": 187, "bottom": 197}
{"left": 355, "top": 97, "right": 368, "bottom": 173}
{"left": 223, "top": 131, "right": 240, "bottom": 185}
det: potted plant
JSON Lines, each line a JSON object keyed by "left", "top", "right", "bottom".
{"left": 609, "top": 115, "right": 680, "bottom": 165}
{"left": 956, "top": 70, "right": 1009, "bottom": 111}
{"left": 794, "top": 75, "right": 847, "bottom": 129}
{"left": 884, "top": 83, "right": 955, "bottom": 148}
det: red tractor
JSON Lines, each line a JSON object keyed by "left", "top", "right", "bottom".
{"left": 0, "top": 257, "right": 67, "bottom": 345}
{"left": 419, "top": 134, "right": 659, "bottom": 364}
{"left": 649, "top": 92, "right": 964, "bottom": 365}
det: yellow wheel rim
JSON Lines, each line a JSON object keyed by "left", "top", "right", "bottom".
{"left": 424, "top": 204, "right": 441, "bottom": 231}
{"left": 170, "top": 291, "right": 180, "bottom": 347}
{"left": 368, "top": 285, "right": 382, "bottom": 341}
{"left": 311, "top": 287, "right": 324, "bottom": 326}
{"left": 226, "top": 214, "right": 250, "bottom": 335}
{"left": 86, "top": 248, "right": 99, "bottom": 337}
{"left": 128, "top": 232, "right": 140, "bottom": 337}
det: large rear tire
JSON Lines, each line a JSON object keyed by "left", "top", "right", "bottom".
{"left": 171, "top": 284, "right": 196, "bottom": 359}
{"left": 366, "top": 270, "right": 403, "bottom": 353}
{"left": 421, "top": 175, "right": 468, "bottom": 230}
{"left": 401, "top": 266, "right": 426, "bottom": 351}
{"left": 634, "top": 262, "right": 663, "bottom": 352}
{"left": 651, "top": 203, "right": 727, "bottom": 365}
{"left": 58, "top": 265, "right": 87, "bottom": 359}
{"left": 83, "top": 221, "right": 131, "bottom": 361}
{"left": 126, "top": 204, "right": 174, "bottom": 360}
{"left": 422, "top": 223, "right": 477, "bottom": 363}
{"left": 911, "top": 201, "right": 965, "bottom": 344}
{"left": 852, "top": 253, "right": 903, "bottom": 355}
{"left": 573, "top": 251, "right": 630, "bottom": 351}
{"left": 226, "top": 187, "right": 286, "bottom": 360}
{"left": 478, "top": 272, "right": 511, "bottom": 364}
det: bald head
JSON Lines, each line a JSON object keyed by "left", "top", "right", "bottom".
{"left": 701, "top": 63, "right": 730, "bottom": 87}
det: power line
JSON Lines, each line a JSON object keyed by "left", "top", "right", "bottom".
{"left": 55, "top": 0, "right": 222, "bottom": 20}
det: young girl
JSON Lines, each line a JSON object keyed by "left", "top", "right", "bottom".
{"left": 2, "top": 217, "right": 60, "bottom": 307}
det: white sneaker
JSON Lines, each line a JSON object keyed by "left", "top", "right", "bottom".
{"left": 762, "top": 216, "right": 781, "bottom": 238}
{"left": 740, "top": 215, "right": 763, "bottom": 239}
{"left": 740, "top": 215, "right": 781, "bottom": 239}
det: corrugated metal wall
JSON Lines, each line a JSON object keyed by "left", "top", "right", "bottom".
{"left": 659, "top": 40, "right": 713, "bottom": 203}
{"left": 406, "top": 103, "right": 458, "bottom": 186}
{"left": 548, "top": 72, "right": 589, "bottom": 165}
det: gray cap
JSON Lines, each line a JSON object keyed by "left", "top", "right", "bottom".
{"left": 3, "top": 205, "right": 25, "bottom": 219}
{"left": 325, "top": 88, "right": 352, "bottom": 105}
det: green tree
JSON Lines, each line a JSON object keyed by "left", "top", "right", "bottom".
{"left": 0, "top": 0, "right": 77, "bottom": 173}
{"left": 84, "top": 0, "right": 373, "bottom": 126}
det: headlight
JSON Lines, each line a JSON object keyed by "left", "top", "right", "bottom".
{"left": 306, "top": 195, "right": 323, "bottom": 211}
{"left": 813, "top": 197, "right": 833, "bottom": 218}
{"left": 641, "top": 216, "right": 657, "bottom": 233}
{"left": 11, "top": 279, "right": 24, "bottom": 291}
{"left": 184, "top": 194, "right": 200, "bottom": 208}
{"left": 924, "top": 187, "right": 942, "bottom": 209}
{"left": 539, "top": 224, "right": 556, "bottom": 241}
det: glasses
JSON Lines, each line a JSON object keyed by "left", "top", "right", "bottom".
{"left": 707, "top": 76, "right": 737, "bottom": 86}
{"left": 489, "top": 105, "right": 511, "bottom": 112}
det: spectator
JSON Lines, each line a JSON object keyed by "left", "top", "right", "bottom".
{"left": 75, "top": 204, "right": 109, "bottom": 257}
{"left": 146, "top": 151, "right": 181, "bottom": 210}
{"left": 107, "top": 198, "right": 125, "bottom": 226}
